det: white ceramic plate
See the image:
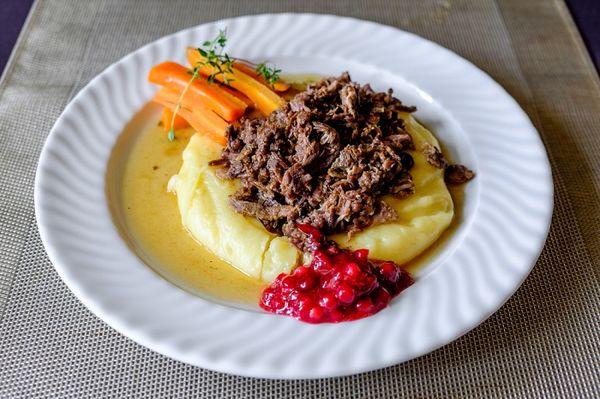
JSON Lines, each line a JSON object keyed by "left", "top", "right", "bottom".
{"left": 35, "top": 14, "right": 553, "bottom": 379}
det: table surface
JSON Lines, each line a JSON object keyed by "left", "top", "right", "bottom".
{"left": 0, "top": 1, "right": 599, "bottom": 398}
{"left": 1, "top": 1, "right": 599, "bottom": 74}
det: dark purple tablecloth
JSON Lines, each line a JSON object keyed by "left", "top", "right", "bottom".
{"left": 0, "top": 0, "right": 35, "bottom": 74}
{"left": 1, "top": 1, "right": 599, "bottom": 75}
{"left": 567, "top": 0, "right": 600, "bottom": 71}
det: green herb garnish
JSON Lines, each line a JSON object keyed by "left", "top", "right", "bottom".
{"left": 196, "top": 29, "right": 234, "bottom": 84}
{"left": 166, "top": 67, "right": 200, "bottom": 142}
{"left": 255, "top": 62, "right": 281, "bottom": 87}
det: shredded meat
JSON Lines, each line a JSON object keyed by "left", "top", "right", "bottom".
{"left": 423, "top": 143, "right": 448, "bottom": 169}
{"left": 211, "top": 73, "right": 420, "bottom": 250}
{"left": 445, "top": 164, "right": 475, "bottom": 185}
{"left": 422, "top": 144, "right": 475, "bottom": 185}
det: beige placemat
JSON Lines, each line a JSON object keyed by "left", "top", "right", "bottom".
{"left": 0, "top": 0, "right": 598, "bottom": 397}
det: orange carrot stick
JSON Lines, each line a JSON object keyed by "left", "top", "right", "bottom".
{"left": 161, "top": 107, "right": 189, "bottom": 132}
{"left": 157, "top": 100, "right": 227, "bottom": 146}
{"left": 154, "top": 86, "right": 199, "bottom": 113}
{"left": 148, "top": 61, "right": 246, "bottom": 122}
{"left": 154, "top": 87, "right": 229, "bottom": 133}
{"left": 233, "top": 60, "right": 290, "bottom": 92}
{"left": 218, "top": 84, "right": 255, "bottom": 108}
{"left": 186, "top": 48, "right": 285, "bottom": 116}
{"left": 153, "top": 92, "right": 228, "bottom": 145}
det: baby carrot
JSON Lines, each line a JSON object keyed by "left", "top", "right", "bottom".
{"left": 148, "top": 61, "right": 247, "bottom": 122}
{"left": 153, "top": 89, "right": 228, "bottom": 145}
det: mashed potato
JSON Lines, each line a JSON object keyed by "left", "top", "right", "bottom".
{"left": 170, "top": 114, "right": 453, "bottom": 281}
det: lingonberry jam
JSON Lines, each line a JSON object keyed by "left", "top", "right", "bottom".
{"left": 260, "top": 224, "right": 414, "bottom": 323}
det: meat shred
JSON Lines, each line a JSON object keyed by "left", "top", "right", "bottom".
{"left": 422, "top": 144, "right": 475, "bottom": 185}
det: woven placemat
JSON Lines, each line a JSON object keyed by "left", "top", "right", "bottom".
{"left": 1, "top": 0, "right": 598, "bottom": 397}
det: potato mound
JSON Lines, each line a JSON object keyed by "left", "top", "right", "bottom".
{"left": 170, "top": 114, "right": 453, "bottom": 282}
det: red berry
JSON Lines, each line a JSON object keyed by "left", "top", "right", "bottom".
{"left": 343, "top": 262, "right": 362, "bottom": 282}
{"left": 297, "top": 274, "right": 317, "bottom": 291}
{"left": 312, "top": 251, "right": 330, "bottom": 271}
{"left": 287, "top": 290, "right": 299, "bottom": 302}
{"left": 357, "top": 274, "right": 378, "bottom": 293}
{"left": 308, "top": 306, "right": 325, "bottom": 322}
{"left": 318, "top": 292, "right": 338, "bottom": 310}
{"left": 355, "top": 298, "right": 374, "bottom": 314}
{"left": 296, "top": 224, "right": 323, "bottom": 242}
{"left": 293, "top": 266, "right": 310, "bottom": 277}
{"left": 336, "top": 284, "right": 355, "bottom": 304}
{"left": 281, "top": 275, "right": 297, "bottom": 290}
{"left": 319, "top": 275, "right": 332, "bottom": 289}
{"left": 296, "top": 294, "right": 313, "bottom": 310}
{"left": 372, "top": 287, "right": 391, "bottom": 308}
{"left": 325, "top": 271, "right": 343, "bottom": 288}
{"left": 379, "top": 262, "right": 400, "bottom": 283}
{"left": 329, "top": 308, "right": 344, "bottom": 322}
{"left": 270, "top": 296, "right": 285, "bottom": 311}
{"left": 354, "top": 249, "right": 369, "bottom": 263}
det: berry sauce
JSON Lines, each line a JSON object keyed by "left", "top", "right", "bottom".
{"left": 260, "top": 224, "right": 414, "bottom": 323}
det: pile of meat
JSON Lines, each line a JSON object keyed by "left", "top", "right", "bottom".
{"left": 210, "top": 73, "right": 473, "bottom": 250}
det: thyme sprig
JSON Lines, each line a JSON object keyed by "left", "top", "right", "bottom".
{"left": 255, "top": 62, "right": 281, "bottom": 87}
{"left": 197, "top": 29, "right": 234, "bottom": 84}
{"left": 167, "top": 67, "right": 199, "bottom": 141}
